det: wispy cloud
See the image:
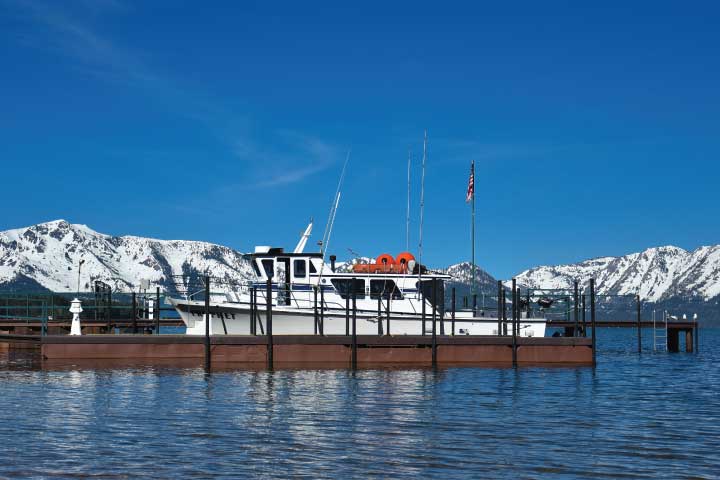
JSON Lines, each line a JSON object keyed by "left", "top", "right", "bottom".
{"left": 4, "top": 0, "right": 338, "bottom": 187}
{"left": 7, "top": 0, "right": 150, "bottom": 85}
{"left": 225, "top": 130, "right": 340, "bottom": 189}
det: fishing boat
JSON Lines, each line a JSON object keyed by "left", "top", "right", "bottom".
{"left": 168, "top": 226, "right": 547, "bottom": 337}
{"left": 170, "top": 134, "right": 547, "bottom": 337}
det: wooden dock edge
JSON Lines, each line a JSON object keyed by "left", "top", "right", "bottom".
{"left": 39, "top": 335, "right": 593, "bottom": 366}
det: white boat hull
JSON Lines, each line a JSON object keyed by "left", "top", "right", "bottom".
{"left": 172, "top": 299, "right": 546, "bottom": 337}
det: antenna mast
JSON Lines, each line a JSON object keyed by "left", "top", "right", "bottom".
{"left": 418, "top": 131, "right": 427, "bottom": 296}
{"left": 323, "top": 192, "right": 341, "bottom": 259}
{"left": 406, "top": 147, "right": 411, "bottom": 251}
{"left": 320, "top": 149, "right": 351, "bottom": 261}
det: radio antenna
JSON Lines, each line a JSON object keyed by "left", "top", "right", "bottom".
{"left": 320, "top": 148, "right": 351, "bottom": 262}
{"left": 406, "top": 147, "right": 411, "bottom": 251}
{"left": 418, "top": 131, "right": 427, "bottom": 296}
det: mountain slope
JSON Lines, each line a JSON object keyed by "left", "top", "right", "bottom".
{"left": 0, "top": 220, "right": 254, "bottom": 293}
{"left": 514, "top": 245, "right": 720, "bottom": 302}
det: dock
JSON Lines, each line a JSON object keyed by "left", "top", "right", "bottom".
{"left": 547, "top": 320, "right": 698, "bottom": 353}
{"left": 25, "top": 334, "right": 591, "bottom": 366}
{"left": 0, "top": 276, "right": 701, "bottom": 367}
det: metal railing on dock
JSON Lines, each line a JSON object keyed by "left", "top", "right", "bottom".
{"left": 10, "top": 274, "right": 701, "bottom": 367}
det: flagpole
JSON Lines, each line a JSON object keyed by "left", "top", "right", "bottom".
{"left": 471, "top": 160, "right": 475, "bottom": 315}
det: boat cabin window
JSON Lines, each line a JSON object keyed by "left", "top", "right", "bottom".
{"left": 370, "top": 280, "right": 402, "bottom": 300}
{"left": 252, "top": 260, "right": 261, "bottom": 276}
{"left": 331, "top": 278, "right": 365, "bottom": 299}
{"left": 261, "top": 259, "right": 274, "bottom": 279}
{"left": 293, "top": 259, "right": 307, "bottom": 278}
{"left": 309, "top": 260, "right": 318, "bottom": 274}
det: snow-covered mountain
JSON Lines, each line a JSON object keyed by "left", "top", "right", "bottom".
{"left": 514, "top": 245, "right": 720, "bottom": 302}
{"left": 0, "top": 221, "right": 718, "bottom": 320}
{"left": 438, "top": 262, "right": 501, "bottom": 310}
{"left": 441, "top": 262, "right": 498, "bottom": 291}
{"left": 0, "top": 220, "right": 254, "bottom": 293}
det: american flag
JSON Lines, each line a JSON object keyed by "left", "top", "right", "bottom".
{"left": 465, "top": 160, "right": 474, "bottom": 203}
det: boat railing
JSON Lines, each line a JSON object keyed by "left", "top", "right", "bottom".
{"left": 173, "top": 276, "right": 558, "bottom": 325}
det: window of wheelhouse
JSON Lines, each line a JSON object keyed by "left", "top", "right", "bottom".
{"left": 331, "top": 278, "right": 365, "bottom": 299}
{"left": 293, "top": 259, "right": 307, "bottom": 278}
{"left": 370, "top": 280, "right": 402, "bottom": 299}
{"left": 261, "top": 259, "right": 274, "bottom": 279}
{"left": 309, "top": 260, "right": 318, "bottom": 274}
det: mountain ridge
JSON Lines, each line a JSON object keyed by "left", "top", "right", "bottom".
{"left": 513, "top": 244, "right": 720, "bottom": 302}
{"left": 0, "top": 221, "right": 718, "bottom": 321}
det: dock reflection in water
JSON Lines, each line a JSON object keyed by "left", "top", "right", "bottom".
{"left": 0, "top": 328, "right": 718, "bottom": 479}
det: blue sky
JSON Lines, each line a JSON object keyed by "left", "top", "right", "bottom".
{"left": 1, "top": 1, "right": 719, "bottom": 278}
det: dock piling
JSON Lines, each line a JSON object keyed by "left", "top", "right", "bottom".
{"left": 439, "top": 284, "right": 445, "bottom": 335}
{"left": 512, "top": 279, "right": 517, "bottom": 367}
{"left": 313, "top": 286, "right": 318, "bottom": 335}
{"left": 590, "top": 279, "right": 596, "bottom": 367}
{"left": 497, "top": 280, "right": 502, "bottom": 335}
{"left": 451, "top": 287, "right": 456, "bottom": 336}
{"left": 636, "top": 294, "right": 641, "bottom": 353}
{"left": 204, "top": 275, "right": 211, "bottom": 370}
{"left": 320, "top": 287, "right": 325, "bottom": 335}
{"left": 668, "top": 321, "right": 696, "bottom": 353}
{"left": 105, "top": 290, "right": 110, "bottom": 334}
{"left": 250, "top": 287, "right": 255, "bottom": 335}
{"left": 155, "top": 287, "right": 160, "bottom": 335}
{"left": 421, "top": 285, "right": 426, "bottom": 335}
{"left": 41, "top": 301, "right": 47, "bottom": 336}
{"left": 351, "top": 281, "right": 357, "bottom": 369}
{"left": 502, "top": 287, "right": 507, "bottom": 336}
{"left": 386, "top": 291, "right": 391, "bottom": 335}
{"left": 266, "top": 278, "right": 273, "bottom": 369}
{"left": 574, "top": 281, "right": 579, "bottom": 337}
{"left": 581, "top": 294, "right": 586, "bottom": 337}
{"left": 432, "top": 278, "right": 437, "bottom": 367}
{"left": 377, "top": 295, "right": 382, "bottom": 335}
{"left": 345, "top": 295, "right": 350, "bottom": 336}
{"left": 131, "top": 292, "right": 138, "bottom": 334}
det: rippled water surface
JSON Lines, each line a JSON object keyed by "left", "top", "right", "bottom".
{"left": 1, "top": 328, "right": 719, "bottom": 479}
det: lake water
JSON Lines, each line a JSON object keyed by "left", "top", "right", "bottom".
{"left": 1, "top": 328, "right": 718, "bottom": 479}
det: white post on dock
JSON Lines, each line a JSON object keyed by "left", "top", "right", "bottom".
{"left": 69, "top": 298, "right": 83, "bottom": 335}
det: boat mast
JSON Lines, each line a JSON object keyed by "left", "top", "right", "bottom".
{"left": 406, "top": 147, "right": 411, "bottom": 251}
{"left": 418, "top": 131, "right": 427, "bottom": 296}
